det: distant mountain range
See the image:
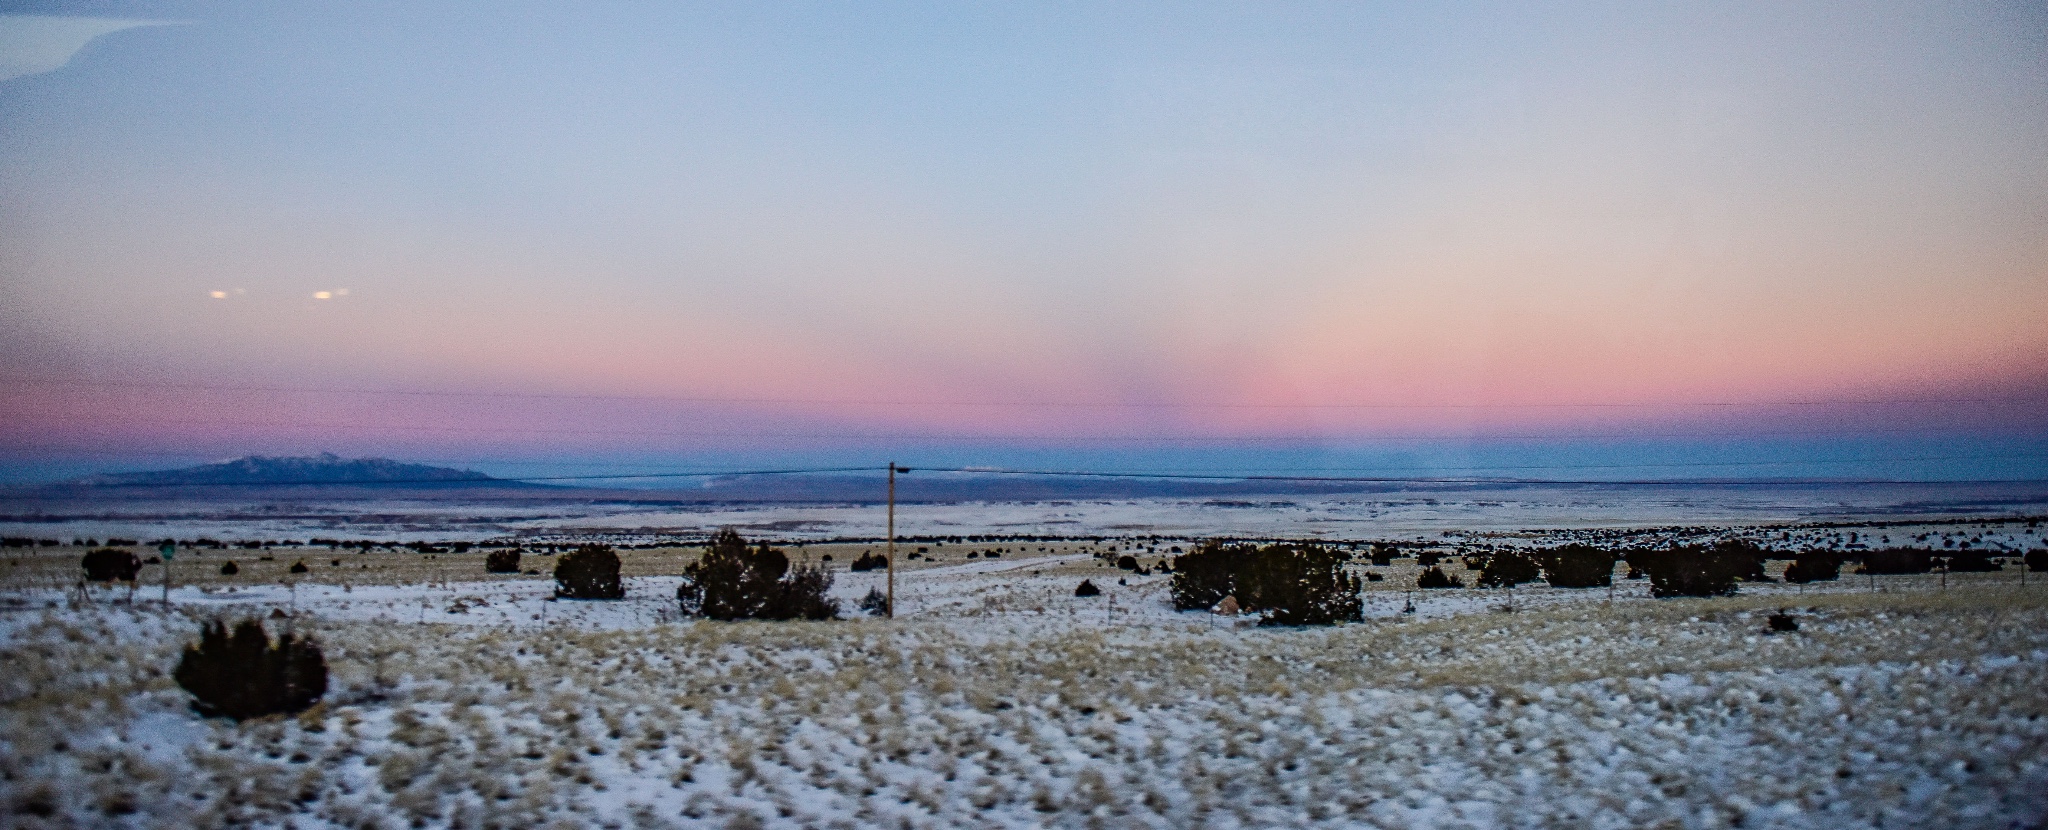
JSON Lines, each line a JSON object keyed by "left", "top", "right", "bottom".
{"left": 66, "top": 453, "right": 524, "bottom": 488}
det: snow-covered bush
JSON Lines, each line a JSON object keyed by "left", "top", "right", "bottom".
{"left": 79, "top": 548, "right": 140, "bottom": 583}
{"left": 173, "top": 619, "right": 327, "bottom": 721}
{"left": 1416, "top": 566, "right": 1462, "bottom": 589}
{"left": 858, "top": 587, "right": 890, "bottom": 616}
{"left": 554, "top": 545, "right": 625, "bottom": 599}
{"left": 1783, "top": 551, "right": 1840, "bottom": 583}
{"left": 1857, "top": 548, "right": 1934, "bottom": 575}
{"left": 1477, "top": 551, "right": 1540, "bottom": 588}
{"left": 675, "top": 530, "right": 838, "bottom": 621}
{"left": 1539, "top": 544, "right": 1614, "bottom": 588}
{"left": 485, "top": 549, "right": 521, "bottom": 574}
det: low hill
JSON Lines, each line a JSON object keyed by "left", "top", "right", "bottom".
{"left": 66, "top": 453, "right": 524, "bottom": 488}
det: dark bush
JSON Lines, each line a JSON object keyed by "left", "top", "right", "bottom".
{"left": 1364, "top": 571, "right": 1384, "bottom": 582}
{"left": 1858, "top": 548, "right": 1934, "bottom": 575}
{"left": 80, "top": 548, "right": 141, "bottom": 583}
{"left": 1416, "top": 566, "right": 1462, "bottom": 589}
{"left": 173, "top": 619, "right": 327, "bottom": 721}
{"left": 2028, "top": 550, "right": 2048, "bottom": 572}
{"left": 288, "top": 560, "right": 309, "bottom": 574}
{"left": 1417, "top": 550, "right": 1442, "bottom": 568}
{"left": 1945, "top": 551, "right": 2001, "bottom": 572}
{"left": 1633, "top": 546, "right": 1750, "bottom": 598}
{"left": 220, "top": 561, "right": 239, "bottom": 576}
{"left": 1116, "top": 555, "right": 1139, "bottom": 571}
{"left": 1711, "top": 540, "right": 1772, "bottom": 582}
{"left": 1230, "top": 544, "right": 1362, "bottom": 626}
{"left": 858, "top": 587, "right": 890, "bottom": 616}
{"left": 485, "top": 549, "right": 522, "bottom": 574}
{"left": 1540, "top": 544, "right": 1614, "bottom": 588}
{"left": 675, "top": 530, "right": 838, "bottom": 620}
{"left": 1074, "top": 579, "right": 1101, "bottom": 597}
{"left": 1168, "top": 541, "right": 1250, "bottom": 611}
{"left": 849, "top": 551, "right": 888, "bottom": 572}
{"left": 554, "top": 545, "right": 624, "bottom": 599}
{"left": 1368, "top": 545, "right": 1395, "bottom": 567}
{"left": 1783, "top": 551, "right": 1841, "bottom": 583}
{"left": 1477, "top": 552, "right": 1541, "bottom": 589}
{"left": 1767, "top": 612, "right": 1799, "bottom": 633}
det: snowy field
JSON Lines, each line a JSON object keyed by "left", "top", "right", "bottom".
{"left": 4, "top": 533, "right": 2047, "bottom": 829}
{"left": 7, "top": 480, "right": 2046, "bottom": 545}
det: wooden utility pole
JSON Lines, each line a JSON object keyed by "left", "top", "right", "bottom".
{"left": 886, "top": 462, "right": 896, "bottom": 619}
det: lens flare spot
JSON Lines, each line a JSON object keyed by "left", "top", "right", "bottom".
{"left": 209, "top": 290, "right": 227, "bottom": 299}
{"left": 313, "top": 291, "right": 332, "bottom": 300}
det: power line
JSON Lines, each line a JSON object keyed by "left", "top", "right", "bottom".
{"left": 5, "top": 376, "right": 2037, "bottom": 410}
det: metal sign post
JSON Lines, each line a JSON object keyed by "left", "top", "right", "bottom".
{"left": 158, "top": 541, "right": 176, "bottom": 605}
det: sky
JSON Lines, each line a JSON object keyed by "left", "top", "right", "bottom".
{"left": 1, "top": 1, "right": 2045, "bottom": 484}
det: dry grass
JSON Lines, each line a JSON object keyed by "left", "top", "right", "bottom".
{"left": 3, "top": 576, "right": 2045, "bottom": 828}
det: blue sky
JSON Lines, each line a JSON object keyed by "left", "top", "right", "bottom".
{"left": 2, "top": 2, "right": 2045, "bottom": 484}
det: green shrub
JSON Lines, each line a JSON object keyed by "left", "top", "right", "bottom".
{"left": 173, "top": 619, "right": 327, "bottom": 721}
{"left": 1945, "top": 551, "right": 2001, "bottom": 572}
{"left": 485, "top": 549, "right": 521, "bottom": 574}
{"left": 1231, "top": 544, "right": 1362, "bottom": 626}
{"left": 1858, "top": 548, "right": 1934, "bottom": 575}
{"left": 554, "top": 545, "right": 624, "bottom": 599}
{"left": 858, "top": 587, "right": 890, "bottom": 616}
{"left": 1477, "top": 551, "right": 1540, "bottom": 588}
{"left": 1783, "top": 551, "right": 1840, "bottom": 583}
{"left": 1416, "top": 566, "right": 1461, "bottom": 589}
{"left": 675, "top": 530, "right": 838, "bottom": 620}
{"left": 1634, "top": 545, "right": 1750, "bottom": 598}
{"left": 80, "top": 548, "right": 141, "bottom": 583}
{"left": 1539, "top": 545, "right": 1614, "bottom": 588}
{"left": 1168, "top": 541, "right": 1250, "bottom": 611}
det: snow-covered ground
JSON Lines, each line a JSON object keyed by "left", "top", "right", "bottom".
{"left": 7, "top": 480, "right": 2046, "bottom": 544}
{"left": 4, "top": 540, "right": 2046, "bottom": 829}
